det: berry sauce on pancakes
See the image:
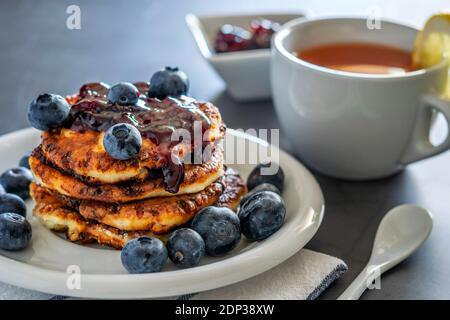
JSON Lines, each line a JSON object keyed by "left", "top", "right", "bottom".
{"left": 64, "top": 82, "right": 212, "bottom": 193}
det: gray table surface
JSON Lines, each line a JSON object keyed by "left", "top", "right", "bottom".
{"left": 1, "top": 0, "right": 450, "bottom": 300}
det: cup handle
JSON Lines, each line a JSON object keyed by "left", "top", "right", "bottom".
{"left": 400, "top": 94, "right": 450, "bottom": 164}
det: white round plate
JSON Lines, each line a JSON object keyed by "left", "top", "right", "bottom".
{"left": 0, "top": 128, "right": 324, "bottom": 299}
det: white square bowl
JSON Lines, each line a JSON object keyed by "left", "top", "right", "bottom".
{"left": 186, "top": 12, "right": 308, "bottom": 101}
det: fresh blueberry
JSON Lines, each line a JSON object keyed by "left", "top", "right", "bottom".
{"left": 103, "top": 123, "right": 142, "bottom": 160}
{"left": 107, "top": 82, "right": 139, "bottom": 105}
{"left": 0, "top": 194, "right": 27, "bottom": 217}
{"left": 27, "top": 93, "right": 70, "bottom": 131}
{"left": 238, "top": 191, "right": 286, "bottom": 241}
{"left": 191, "top": 206, "right": 241, "bottom": 256}
{"left": 167, "top": 228, "right": 205, "bottom": 268}
{"left": 121, "top": 236, "right": 168, "bottom": 274}
{"left": 0, "top": 184, "right": 4, "bottom": 195}
{"left": 247, "top": 162, "right": 285, "bottom": 193}
{"left": 0, "top": 167, "right": 33, "bottom": 200}
{"left": 19, "top": 152, "right": 31, "bottom": 169}
{"left": 148, "top": 67, "right": 189, "bottom": 99}
{"left": 0, "top": 212, "right": 32, "bottom": 251}
{"left": 240, "top": 183, "right": 281, "bottom": 206}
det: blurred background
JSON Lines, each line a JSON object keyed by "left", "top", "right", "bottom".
{"left": 0, "top": 0, "right": 448, "bottom": 136}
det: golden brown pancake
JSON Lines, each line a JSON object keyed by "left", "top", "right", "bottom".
{"left": 30, "top": 146, "right": 225, "bottom": 203}
{"left": 40, "top": 101, "right": 224, "bottom": 184}
{"left": 30, "top": 183, "right": 162, "bottom": 249}
{"left": 41, "top": 167, "right": 246, "bottom": 233}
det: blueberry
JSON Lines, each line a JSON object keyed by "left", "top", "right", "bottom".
{"left": 167, "top": 228, "right": 205, "bottom": 268}
{"left": 107, "top": 82, "right": 139, "bottom": 105}
{"left": 247, "top": 162, "right": 285, "bottom": 192}
{"left": 149, "top": 67, "right": 189, "bottom": 99}
{"left": 27, "top": 93, "right": 70, "bottom": 131}
{"left": 121, "top": 236, "right": 168, "bottom": 273}
{"left": 238, "top": 191, "right": 286, "bottom": 241}
{"left": 191, "top": 206, "right": 241, "bottom": 256}
{"left": 0, "top": 167, "right": 33, "bottom": 200}
{"left": 240, "top": 183, "right": 281, "bottom": 206}
{"left": 0, "top": 194, "right": 27, "bottom": 217}
{"left": 0, "top": 212, "right": 32, "bottom": 251}
{"left": 19, "top": 152, "right": 31, "bottom": 169}
{"left": 103, "top": 123, "right": 142, "bottom": 160}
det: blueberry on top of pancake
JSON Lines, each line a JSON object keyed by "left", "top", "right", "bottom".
{"left": 148, "top": 67, "right": 189, "bottom": 99}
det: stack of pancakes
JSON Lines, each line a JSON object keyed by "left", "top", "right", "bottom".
{"left": 29, "top": 85, "right": 246, "bottom": 249}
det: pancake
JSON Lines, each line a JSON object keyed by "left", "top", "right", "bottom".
{"left": 43, "top": 167, "right": 246, "bottom": 233}
{"left": 30, "top": 146, "right": 225, "bottom": 203}
{"left": 40, "top": 100, "right": 225, "bottom": 184}
{"left": 30, "top": 183, "right": 162, "bottom": 249}
{"left": 29, "top": 81, "right": 239, "bottom": 249}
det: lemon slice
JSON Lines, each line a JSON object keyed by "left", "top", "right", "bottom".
{"left": 413, "top": 13, "right": 450, "bottom": 99}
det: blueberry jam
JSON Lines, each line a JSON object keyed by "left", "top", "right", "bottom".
{"left": 66, "top": 82, "right": 211, "bottom": 193}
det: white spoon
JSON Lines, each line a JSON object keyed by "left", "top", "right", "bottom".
{"left": 338, "top": 204, "right": 433, "bottom": 300}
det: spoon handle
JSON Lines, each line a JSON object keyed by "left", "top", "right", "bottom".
{"left": 337, "top": 266, "right": 371, "bottom": 300}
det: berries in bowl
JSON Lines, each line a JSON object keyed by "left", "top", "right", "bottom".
{"left": 215, "top": 19, "right": 280, "bottom": 53}
{"left": 186, "top": 12, "right": 308, "bottom": 101}
{"left": 214, "top": 24, "right": 252, "bottom": 53}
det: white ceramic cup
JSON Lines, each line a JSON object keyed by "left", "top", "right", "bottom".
{"left": 271, "top": 17, "right": 450, "bottom": 180}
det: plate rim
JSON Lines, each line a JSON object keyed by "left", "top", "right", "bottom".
{"left": 0, "top": 127, "right": 324, "bottom": 299}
